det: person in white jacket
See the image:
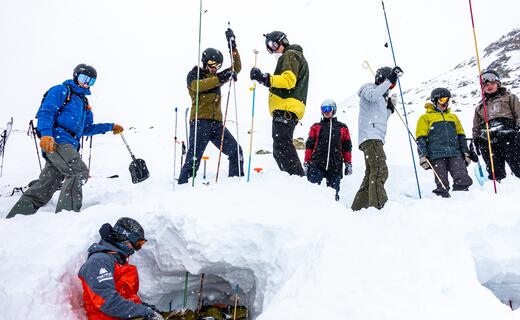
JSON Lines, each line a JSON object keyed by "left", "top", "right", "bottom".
{"left": 351, "top": 66, "right": 402, "bottom": 211}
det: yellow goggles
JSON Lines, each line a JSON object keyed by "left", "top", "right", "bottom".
{"left": 438, "top": 97, "right": 450, "bottom": 104}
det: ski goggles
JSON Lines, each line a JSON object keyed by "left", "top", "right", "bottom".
{"left": 266, "top": 40, "right": 280, "bottom": 54}
{"left": 321, "top": 104, "right": 334, "bottom": 113}
{"left": 113, "top": 225, "right": 147, "bottom": 250}
{"left": 206, "top": 60, "right": 222, "bottom": 70}
{"left": 77, "top": 73, "right": 96, "bottom": 87}
{"left": 438, "top": 97, "right": 450, "bottom": 104}
{"left": 481, "top": 72, "right": 500, "bottom": 83}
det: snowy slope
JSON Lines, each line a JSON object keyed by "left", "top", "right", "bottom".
{"left": 2, "top": 0, "right": 520, "bottom": 319}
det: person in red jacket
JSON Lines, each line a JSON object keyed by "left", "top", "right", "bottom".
{"left": 78, "top": 217, "right": 163, "bottom": 320}
{"left": 304, "top": 99, "right": 353, "bottom": 201}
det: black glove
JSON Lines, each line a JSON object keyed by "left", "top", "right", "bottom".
{"left": 142, "top": 302, "right": 160, "bottom": 313}
{"left": 250, "top": 67, "right": 270, "bottom": 87}
{"left": 386, "top": 97, "right": 395, "bottom": 114}
{"left": 387, "top": 66, "right": 403, "bottom": 84}
{"left": 344, "top": 162, "right": 353, "bottom": 176}
{"left": 473, "top": 138, "right": 481, "bottom": 156}
{"left": 225, "top": 28, "right": 237, "bottom": 50}
{"left": 217, "top": 68, "right": 237, "bottom": 84}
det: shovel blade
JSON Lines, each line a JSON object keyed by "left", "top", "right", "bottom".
{"left": 474, "top": 163, "right": 487, "bottom": 186}
{"left": 129, "top": 158, "right": 149, "bottom": 183}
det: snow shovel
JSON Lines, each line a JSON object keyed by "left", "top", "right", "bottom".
{"left": 469, "top": 139, "right": 487, "bottom": 186}
{"left": 120, "top": 134, "right": 149, "bottom": 183}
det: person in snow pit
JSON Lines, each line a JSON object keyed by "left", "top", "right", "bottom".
{"left": 472, "top": 69, "right": 520, "bottom": 182}
{"left": 416, "top": 87, "right": 473, "bottom": 198}
{"left": 78, "top": 217, "right": 164, "bottom": 320}
{"left": 304, "top": 99, "right": 352, "bottom": 201}
{"left": 6, "top": 64, "right": 123, "bottom": 218}
{"left": 178, "top": 27, "right": 244, "bottom": 184}
{"left": 351, "top": 66, "right": 402, "bottom": 211}
{"left": 250, "top": 30, "right": 309, "bottom": 177}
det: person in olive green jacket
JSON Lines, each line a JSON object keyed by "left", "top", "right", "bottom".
{"left": 416, "top": 88, "right": 473, "bottom": 198}
{"left": 178, "top": 28, "right": 243, "bottom": 184}
{"left": 250, "top": 31, "right": 309, "bottom": 176}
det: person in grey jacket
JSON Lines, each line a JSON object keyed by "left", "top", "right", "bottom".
{"left": 78, "top": 217, "right": 163, "bottom": 320}
{"left": 351, "top": 66, "right": 402, "bottom": 211}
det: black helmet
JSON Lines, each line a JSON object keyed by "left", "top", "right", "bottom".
{"left": 264, "top": 31, "right": 289, "bottom": 54}
{"left": 112, "top": 217, "right": 147, "bottom": 250}
{"left": 430, "top": 87, "right": 451, "bottom": 102}
{"left": 375, "top": 67, "right": 392, "bottom": 85}
{"left": 73, "top": 64, "right": 97, "bottom": 82}
{"left": 480, "top": 69, "right": 501, "bottom": 85}
{"left": 201, "top": 48, "right": 223, "bottom": 69}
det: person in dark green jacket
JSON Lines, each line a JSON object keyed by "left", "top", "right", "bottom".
{"left": 250, "top": 31, "right": 309, "bottom": 176}
{"left": 178, "top": 28, "right": 243, "bottom": 184}
{"left": 416, "top": 88, "right": 473, "bottom": 198}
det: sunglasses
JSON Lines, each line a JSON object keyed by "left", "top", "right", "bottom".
{"left": 207, "top": 60, "right": 222, "bottom": 70}
{"left": 437, "top": 97, "right": 450, "bottom": 104}
{"left": 77, "top": 74, "right": 96, "bottom": 87}
{"left": 321, "top": 105, "right": 334, "bottom": 113}
{"left": 481, "top": 73, "right": 500, "bottom": 83}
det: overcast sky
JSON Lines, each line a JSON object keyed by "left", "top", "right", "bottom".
{"left": 0, "top": 0, "right": 518, "bottom": 125}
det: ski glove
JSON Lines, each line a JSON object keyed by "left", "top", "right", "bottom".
{"left": 112, "top": 124, "right": 124, "bottom": 134}
{"left": 217, "top": 68, "right": 237, "bottom": 84}
{"left": 387, "top": 66, "right": 403, "bottom": 84}
{"left": 250, "top": 67, "right": 270, "bottom": 87}
{"left": 40, "top": 136, "right": 56, "bottom": 153}
{"left": 226, "top": 28, "right": 237, "bottom": 50}
{"left": 419, "top": 156, "right": 431, "bottom": 170}
{"left": 386, "top": 97, "right": 396, "bottom": 114}
{"left": 145, "top": 311, "right": 164, "bottom": 320}
{"left": 344, "top": 162, "right": 353, "bottom": 176}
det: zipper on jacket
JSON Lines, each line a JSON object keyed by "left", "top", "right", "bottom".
{"left": 325, "top": 118, "right": 333, "bottom": 171}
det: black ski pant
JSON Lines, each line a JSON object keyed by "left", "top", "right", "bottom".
{"left": 272, "top": 111, "right": 304, "bottom": 176}
{"left": 178, "top": 120, "right": 243, "bottom": 184}
{"left": 431, "top": 156, "right": 473, "bottom": 195}
{"left": 478, "top": 136, "right": 520, "bottom": 181}
{"left": 307, "top": 164, "right": 341, "bottom": 194}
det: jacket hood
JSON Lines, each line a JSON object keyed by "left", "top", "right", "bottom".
{"left": 425, "top": 102, "right": 451, "bottom": 113}
{"left": 63, "top": 79, "right": 91, "bottom": 96}
{"left": 87, "top": 239, "right": 128, "bottom": 260}
{"left": 284, "top": 44, "right": 303, "bottom": 53}
{"left": 482, "top": 86, "right": 508, "bottom": 102}
{"left": 358, "top": 83, "right": 375, "bottom": 97}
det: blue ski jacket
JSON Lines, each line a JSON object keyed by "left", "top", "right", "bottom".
{"left": 37, "top": 79, "right": 114, "bottom": 150}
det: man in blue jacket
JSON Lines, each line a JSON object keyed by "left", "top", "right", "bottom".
{"left": 7, "top": 64, "right": 123, "bottom": 218}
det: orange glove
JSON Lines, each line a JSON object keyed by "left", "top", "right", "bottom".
{"left": 40, "top": 136, "right": 56, "bottom": 153}
{"left": 112, "top": 124, "right": 124, "bottom": 134}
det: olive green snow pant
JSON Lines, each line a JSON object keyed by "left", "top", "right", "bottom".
{"left": 351, "top": 139, "right": 389, "bottom": 211}
{"left": 6, "top": 144, "right": 89, "bottom": 218}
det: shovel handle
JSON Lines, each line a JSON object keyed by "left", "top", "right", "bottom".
{"left": 120, "top": 134, "right": 136, "bottom": 160}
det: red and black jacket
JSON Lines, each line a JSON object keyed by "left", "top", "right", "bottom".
{"left": 304, "top": 117, "right": 352, "bottom": 175}
{"left": 78, "top": 240, "right": 154, "bottom": 320}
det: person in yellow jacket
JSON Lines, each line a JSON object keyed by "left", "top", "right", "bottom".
{"left": 250, "top": 31, "right": 309, "bottom": 176}
{"left": 416, "top": 88, "right": 473, "bottom": 198}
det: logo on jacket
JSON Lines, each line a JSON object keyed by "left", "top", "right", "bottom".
{"left": 97, "top": 267, "right": 113, "bottom": 283}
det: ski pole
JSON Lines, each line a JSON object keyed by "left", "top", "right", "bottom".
{"left": 185, "top": 108, "right": 189, "bottom": 146}
{"left": 468, "top": 0, "right": 498, "bottom": 193}
{"left": 183, "top": 271, "right": 189, "bottom": 309}
{"left": 87, "top": 136, "right": 93, "bottom": 173}
{"left": 196, "top": 273, "right": 205, "bottom": 312}
{"left": 381, "top": 0, "right": 422, "bottom": 199}
{"left": 247, "top": 50, "right": 259, "bottom": 182}
{"left": 174, "top": 107, "right": 179, "bottom": 190}
{"left": 362, "top": 60, "right": 375, "bottom": 76}
{"left": 229, "top": 23, "right": 242, "bottom": 178}
{"left": 232, "top": 284, "right": 239, "bottom": 320}
{"left": 191, "top": 0, "right": 204, "bottom": 187}
{"left": 0, "top": 129, "right": 6, "bottom": 177}
{"left": 27, "top": 120, "right": 42, "bottom": 172}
